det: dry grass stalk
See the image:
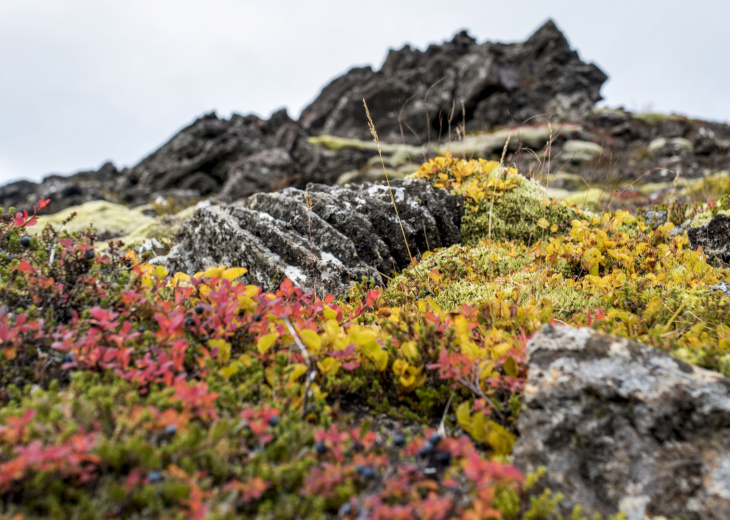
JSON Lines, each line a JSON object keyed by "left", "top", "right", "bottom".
{"left": 363, "top": 98, "right": 414, "bottom": 265}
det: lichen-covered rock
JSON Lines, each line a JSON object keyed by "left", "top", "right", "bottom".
{"left": 513, "top": 324, "right": 730, "bottom": 520}
{"left": 154, "top": 179, "right": 463, "bottom": 295}
{"left": 688, "top": 213, "right": 730, "bottom": 266}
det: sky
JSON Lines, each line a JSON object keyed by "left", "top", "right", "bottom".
{"left": 1, "top": 0, "right": 728, "bottom": 185}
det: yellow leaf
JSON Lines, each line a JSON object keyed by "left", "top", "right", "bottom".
{"left": 323, "top": 305, "right": 338, "bottom": 320}
{"left": 471, "top": 411, "right": 489, "bottom": 443}
{"left": 425, "top": 296, "right": 441, "bottom": 312}
{"left": 550, "top": 224, "right": 559, "bottom": 233}
{"left": 155, "top": 265, "right": 169, "bottom": 280}
{"left": 203, "top": 266, "right": 225, "bottom": 279}
{"left": 537, "top": 217, "right": 550, "bottom": 229}
{"left": 287, "top": 363, "right": 308, "bottom": 386}
{"left": 257, "top": 332, "right": 279, "bottom": 354}
{"left": 486, "top": 421, "right": 515, "bottom": 456}
{"left": 317, "top": 357, "right": 341, "bottom": 378}
{"left": 219, "top": 363, "right": 239, "bottom": 379}
{"left": 456, "top": 401, "right": 471, "bottom": 432}
{"left": 504, "top": 356, "right": 518, "bottom": 377}
{"left": 298, "top": 329, "right": 322, "bottom": 354}
{"left": 352, "top": 329, "right": 388, "bottom": 371}
{"left": 401, "top": 341, "right": 419, "bottom": 361}
{"left": 172, "top": 272, "right": 191, "bottom": 287}
{"left": 208, "top": 338, "right": 232, "bottom": 364}
{"left": 125, "top": 250, "right": 138, "bottom": 265}
{"left": 223, "top": 267, "right": 247, "bottom": 281}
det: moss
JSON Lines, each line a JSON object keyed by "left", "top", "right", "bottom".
{"left": 33, "top": 200, "right": 153, "bottom": 239}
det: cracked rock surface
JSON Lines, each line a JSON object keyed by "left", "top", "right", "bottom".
{"left": 513, "top": 324, "right": 730, "bottom": 520}
{"left": 153, "top": 179, "right": 463, "bottom": 296}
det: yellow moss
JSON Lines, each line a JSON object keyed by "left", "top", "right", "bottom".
{"left": 33, "top": 200, "right": 153, "bottom": 238}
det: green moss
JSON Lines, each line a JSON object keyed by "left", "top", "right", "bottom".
{"left": 34, "top": 200, "right": 153, "bottom": 239}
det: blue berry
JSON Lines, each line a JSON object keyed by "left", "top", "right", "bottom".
{"left": 163, "top": 425, "right": 177, "bottom": 437}
{"left": 339, "top": 503, "right": 353, "bottom": 516}
{"left": 392, "top": 433, "right": 406, "bottom": 447}
{"left": 315, "top": 441, "right": 328, "bottom": 455}
{"left": 418, "top": 442, "right": 435, "bottom": 460}
{"left": 435, "top": 450, "right": 452, "bottom": 465}
{"left": 429, "top": 433, "right": 443, "bottom": 446}
{"left": 357, "top": 466, "right": 375, "bottom": 481}
{"left": 148, "top": 471, "right": 162, "bottom": 483}
{"left": 194, "top": 305, "right": 204, "bottom": 314}
{"left": 61, "top": 352, "right": 75, "bottom": 364}
{"left": 20, "top": 235, "right": 31, "bottom": 248}
{"left": 84, "top": 249, "right": 95, "bottom": 260}
{"left": 268, "top": 416, "right": 279, "bottom": 427}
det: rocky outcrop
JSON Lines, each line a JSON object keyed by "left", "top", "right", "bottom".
{"left": 153, "top": 179, "right": 464, "bottom": 296}
{"left": 513, "top": 324, "right": 730, "bottom": 520}
{"left": 300, "top": 20, "right": 607, "bottom": 142}
{"left": 688, "top": 213, "right": 730, "bottom": 266}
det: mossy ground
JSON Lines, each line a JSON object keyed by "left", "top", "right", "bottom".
{"left": 0, "top": 154, "right": 727, "bottom": 519}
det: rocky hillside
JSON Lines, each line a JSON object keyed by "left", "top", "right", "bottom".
{"left": 5, "top": 19, "right": 728, "bottom": 218}
{"left": 1, "top": 19, "right": 730, "bottom": 520}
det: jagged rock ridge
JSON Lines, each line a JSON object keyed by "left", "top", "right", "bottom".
{"left": 154, "top": 179, "right": 464, "bottom": 296}
{"left": 300, "top": 20, "right": 607, "bottom": 142}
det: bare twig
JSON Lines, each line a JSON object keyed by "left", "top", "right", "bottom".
{"left": 283, "top": 318, "right": 315, "bottom": 420}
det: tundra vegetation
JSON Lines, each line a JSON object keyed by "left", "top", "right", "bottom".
{"left": 0, "top": 151, "right": 728, "bottom": 520}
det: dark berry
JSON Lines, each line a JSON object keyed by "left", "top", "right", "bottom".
{"left": 424, "top": 288, "right": 431, "bottom": 296}
{"left": 392, "top": 433, "right": 406, "bottom": 447}
{"left": 252, "top": 313, "right": 262, "bottom": 322}
{"left": 418, "top": 442, "right": 435, "bottom": 460}
{"left": 61, "top": 352, "right": 75, "bottom": 364}
{"left": 435, "top": 450, "right": 452, "bottom": 466}
{"left": 351, "top": 441, "right": 364, "bottom": 452}
{"left": 163, "top": 425, "right": 177, "bottom": 437}
{"left": 268, "top": 416, "right": 279, "bottom": 427}
{"left": 20, "top": 235, "right": 31, "bottom": 248}
{"left": 148, "top": 471, "right": 162, "bottom": 483}
{"left": 449, "top": 415, "right": 457, "bottom": 424}
{"left": 429, "top": 433, "right": 443, "bottom": 446}
{"left": 84, "top": 249, "right": 95, "bottom": 260}
{"left": 138, "top": 326, "right": 147, "bottom": 333}
{"left": 185, "top": 316, "right": 195, "bottom": 327}
{"left": 358, "top": 466, "right": 375, "bottom": 481}
{"left": 194, "top": 305, "right": 204, "bottom": 315}
{"left": 315, "top": 441, "right": 328, "bottom": 455}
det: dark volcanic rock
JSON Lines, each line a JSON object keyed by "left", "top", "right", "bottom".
{"left": 0, "top": 162, "right": 120, "bottom": 214}
{"left": 153, "top": 179, "right": 464, "bottom": 296}
{"left": 513, "top": 324, "right": 730, "bottom": 520}
{"left": 299, "top": 20, "right": 607, "bottom": 142}
{"left": 688, "top": 213, "right": 730, "bottom": 266}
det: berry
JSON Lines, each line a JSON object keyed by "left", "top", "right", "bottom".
{"left": 61, "top": 352, "right": 75, "bottom": 364}
{"left": 315, "top": 441, "right": 328, "bottom": 455}
{"left": 429, "top": 433, "right": 443, "bottom": 446}
{"left": 351, "top": 441, "right": 364, "bottom": 452}
{"left": 163, "top": 425, "right": 177, "bottom": 437}
{"left": 138, "top": 326, "right": 147, "bottom": 333}
{"left": 358, "top": 466, "right": 375, "bottom": 481}
{"left": 268, "top": 416, "right": 279, "bottom": 427}
{"left": 148, "top": 471, "right": 162, "bottom": 483}
{"left": 252, "top": 313, "right": 262, "bottom": 322}
{"left": 418, "top": 442, "right": 435, "bottom": 460}
{"left": 435, "top": 450, "right": 452, "bottom": 466}
{"left": 84, "top": 249, "right": 95, "bottom": 260}
{"left": 20, "top": 235, "right": 31, "bottom": 248}
{"left": 185, "top": 316, "right": 195, "bottom": 327}
{"left": 392, "top": 433, "right": 406, "bottom": 447}
{"left": 194, "top": 305, "right": 204, "bottom": 315}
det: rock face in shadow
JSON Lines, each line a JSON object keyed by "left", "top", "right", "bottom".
{"left": 513, "top": 324, "right": 730, "bottom": 520}
{"left": 299, "top": 20, "right": 607, "bottom": 142}
{"left": 688, "top": 213, "right": 730, "bottom": 266}
{"left": 153, "top": 179, "right": 464, "bottom": 296}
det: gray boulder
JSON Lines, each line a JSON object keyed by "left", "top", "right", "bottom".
{"left": 154, "top": 179, "right": 463, "bottom": 296}
{"left": 513, "top": 324, "right": 730, "bottom": 520}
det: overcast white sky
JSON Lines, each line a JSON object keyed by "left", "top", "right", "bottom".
{"left": 1, "top": 1, "right": 728, "bottom": 185}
